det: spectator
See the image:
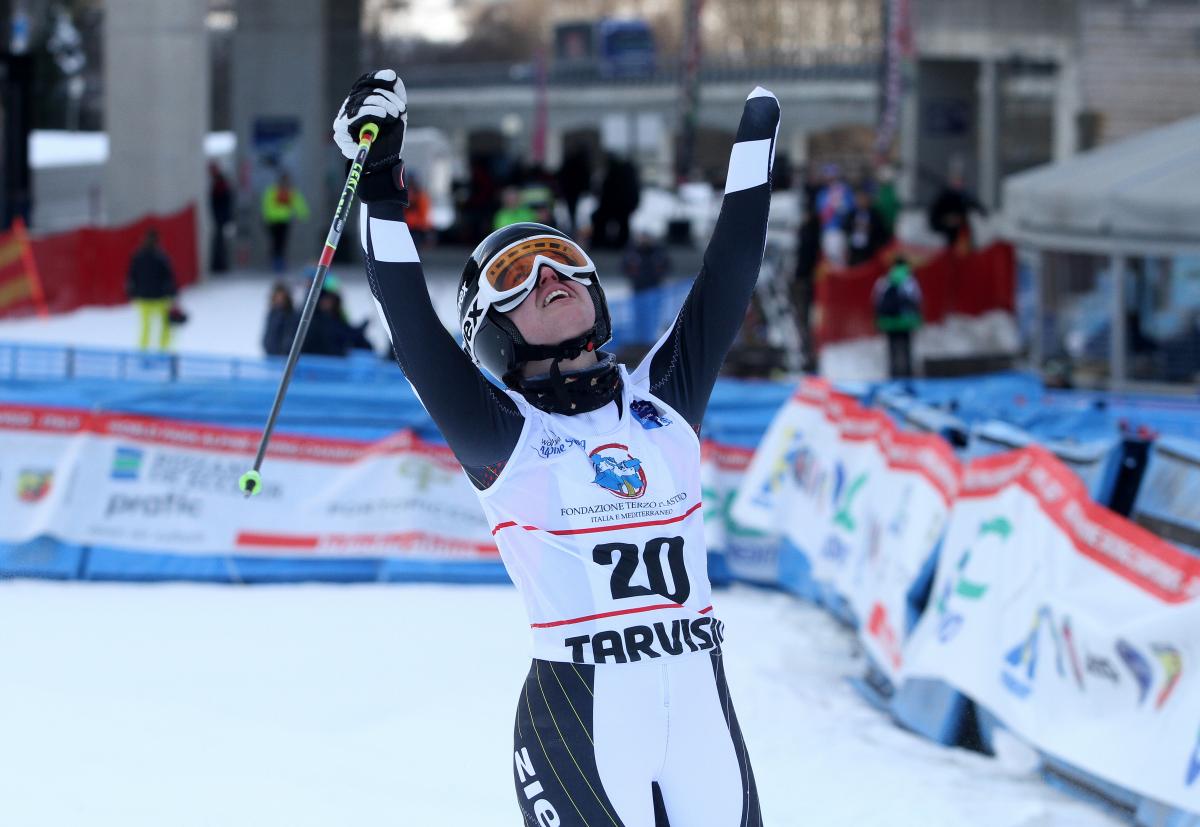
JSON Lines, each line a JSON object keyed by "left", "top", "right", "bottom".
{"left": 297, "top": 274, "right": 373, "bottom": 358}
{"left": 126, "top": 229, "right": 177, "bottom": 351}
{"left": 873, "top": 164, "right": 900, "bottom": 237}
{"left": 928, "top": 164, "right": 986, "bottom": 252}
{"left": 591, "top": 154, "right": 640, "bottom": 249}
{"left": 816, "top": 164, "right": 852, "bottom": 267}
{"left": 621, "top": 228, "right": 672, "bottom": 346}
{"left": 794, "top": 191, "right": 822, "bottom": 371}
{"left": 261, "top": 171, "right": 310, "bottom": 273}
{"left": 405, "top": 172, "right": 435, "bottom": 250}
{"left": 519, "top": 176, "right": 555, "bottom": 226}
{"left": 494, "top": 186, "right": 537, "bottom": 230}
{"left": 841, "top": 186, "right": 892, "bottom": 266}
{"left": 815, "top": 163, "right": 853, "bottom": 231}
{"left": 557, "top": 147, "right": 592, "bottom": 236}
{"left": 262, "top": 281, "right": 298, "bottom": 357}
{"left": 209, "top": 162, "right": 233, "bottom": 273}
{"left": 463, "top": 156, "right": 499, "bottom": 242}
{"left": 872, "top": 257, "right": 923, "bottom": 379}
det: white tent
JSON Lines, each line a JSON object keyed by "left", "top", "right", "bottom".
{"left": 1005, "top": 114, "right": 1200, "bottom": 253}
{"left": 1002, "top": 115, "right": 1200, "bottom": 387}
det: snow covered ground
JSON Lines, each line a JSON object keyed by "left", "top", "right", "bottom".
{"left": 0, "top": 581, "right": 1118, "bottom": 827}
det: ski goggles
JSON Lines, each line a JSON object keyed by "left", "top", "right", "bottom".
{"left": 478, "top": 235, "right": 595, "bottom": 313}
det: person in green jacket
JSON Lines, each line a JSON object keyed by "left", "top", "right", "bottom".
{"left": 492, "top": 186, "right": 536, "bottom": 230}
{"left": 872, "top": 257, "right": 923, "bottom": 378}
{"left": 873, "top": 164, "right": 900, "bottom": 237}
{"left": 261, "top": 171, "right": 310, "bottom": 273}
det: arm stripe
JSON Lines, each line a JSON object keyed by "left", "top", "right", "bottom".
{"left": 724, "top": 138, "right": 772, "bottom": 194}
{"left": 368, "top": 217, "right": 420, "bottom": 262}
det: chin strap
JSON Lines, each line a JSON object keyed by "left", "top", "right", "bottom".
{"left": 512, "top": 353, "right": 622, "bottom": 415}
{"left": 510, "top": 331, "right": 597, "bottom": 365}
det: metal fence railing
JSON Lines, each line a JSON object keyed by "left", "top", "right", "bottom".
{"left": 402, "top": 51, "right": 880, "bottom": 90}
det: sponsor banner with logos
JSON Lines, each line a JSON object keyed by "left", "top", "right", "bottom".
{"left": 0, "top": 403, "right": 494, "bottom": 559}
{"left": 902, "top": 447, "right": 1200, "bottom": 813}
{"left": 853, "top": 416, "right": 960, "bottom": 681}
{"left": 701, "top": 440, "right": 778, "bottom": 583}
{"left": 729, "top": 377, "right": 1200, "bottom": 809}
{"left": 730, "top": 379, "right": 957, "bottom": 680}
{"left": 0, "top": 405, "right": 85, "bottom": 542}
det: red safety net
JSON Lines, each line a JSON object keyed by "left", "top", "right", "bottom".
{"left": 0, "top": 204, "right": 199, "bottom": 319}
{"left": 813, "top": 242, "right": 1016, "bottom": 348}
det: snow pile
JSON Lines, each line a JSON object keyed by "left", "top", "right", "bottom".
{"left": 819, "top": 310, "right": 1021, "bottom": 382}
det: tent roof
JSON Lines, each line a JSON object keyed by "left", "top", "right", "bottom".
{"left": 1003, "top": 113, "right": 1200, "bottom": 251}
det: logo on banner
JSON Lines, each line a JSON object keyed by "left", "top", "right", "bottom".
{"left": 1086, "top": 654, "right": 1120, "bottom": 684}
{"left": 16, "top": 468, "right": 52, "bottom": 503}
{"left": 396, "top": 457, "right": 455, "bottom": 492}
{"left": 867, "top": 602, "right": 903, "bottom": 670}
{"left": 105, "top": 492, "right": 201, "bottom": 519}
{"left": 832, "top": 466, "right": 867, "bottom": 531}
{"left": 145, "top": 452, "right": 281, "bottom": 500}
{"left": 1116, "top": 639, "right": 1154, "bottom": 705}
{"left": 1060, "top": 617, "right": 1086, "bottom": 690}
{"left": 1152, "top": 645, "right": 1182, "bottom": 709}
{"left": 111, "top": 446, "right": 144, "bottom": 481}
{"left": 1187, "top": 728, "right": 1200, "bottom": 787}
{"left": 1001, "top": 606, "right": 1065, "bottom": 699}
{"left": 935, "top": 516, "right": 1007, "bottom": 643}
{"left": 887, "top": 483, "right": 913, "bottom": 537}
{"left": 588, "top": 444, "right": 646, "bottom": 499}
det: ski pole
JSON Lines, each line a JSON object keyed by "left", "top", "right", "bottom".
{"left": 238, "top": 122, "right": 379, "bottom": 497}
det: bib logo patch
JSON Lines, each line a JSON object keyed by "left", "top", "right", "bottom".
{"left": 589, "top": 443, "right": 647, "bottom": 499}
{"left": 631, "top": 400, "right": 671, "bottom": 429}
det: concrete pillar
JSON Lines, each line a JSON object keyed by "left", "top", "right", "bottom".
{"left": 1053, "top": 55, "right": 1081, "bottom": 161}
{"left": 1110, "top": 253, "right": 1128, "bottom": 387}
{"left": 544, "top": 126, "right": 564, "bottom": 171}
{"left": 103, "top": 0, "right": 208, "bottom": 266}
{"left": 977, "top": 57, "right": 1000, "bottom": 209}
{"left": 232, "top": 0, "right": 361, "bottom": 271}
{"left": 898, "top": 67, "right": 920, "bottom": 207}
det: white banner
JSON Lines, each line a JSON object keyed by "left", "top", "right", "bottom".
{"left": 730, "top": 379, "right": 958, "bottom": 680}
{"left": 856, "top": 420, "right": 959, "bottom": 681}
{"left": 0, "top": 403, "right": 495, "bottom": 560}
{"left": 902, "top": 447, "right": 1200, "bottom": 813}
{"left": 702, "top": 440, "right": 779, "bottom": 583}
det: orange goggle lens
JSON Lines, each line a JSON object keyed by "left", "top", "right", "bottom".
{"left": 484, "top": 236, "right": 592, "bottom": 293}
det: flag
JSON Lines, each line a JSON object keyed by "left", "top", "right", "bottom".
{"left": 0, "top": 217, "right": 47, "bottom": 319}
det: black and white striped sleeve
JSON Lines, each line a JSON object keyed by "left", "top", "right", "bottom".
{"left": 631, "top": 87, "right": 780, "bottom": 429}
{"left": 360, "top": 201, "right": 524, "bottom": 487}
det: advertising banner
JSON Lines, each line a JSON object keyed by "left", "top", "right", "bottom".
{"left": 901, "top": 447, "right": 1200, "bottom": 813}
{"left": 855, "top": 421, "right": 959, "bottom": 681}
{"left": 730, "top": 380, "right": 956, "bottom": 671}
{"left": 0, "top": 403, "right": 495, "bottom": 560}
{"left": 701, "top": 439, "right": 778, "bottom": 583}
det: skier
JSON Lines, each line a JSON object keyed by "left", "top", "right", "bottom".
{"left": 333, "top": 69, "right": 778, "bottom": 826}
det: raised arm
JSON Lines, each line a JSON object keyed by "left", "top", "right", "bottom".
{"left": 334, "top": 71, "right": 524, "bottom": 488}
{"left": 631, "top": 87, "right": 780, "bottom": 428}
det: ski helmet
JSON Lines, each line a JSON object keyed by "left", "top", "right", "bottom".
{"left": 457, "top": 223, "right": 612, "bottom": 385}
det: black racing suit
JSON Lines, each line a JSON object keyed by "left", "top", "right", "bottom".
{"left": 363, "top": 90, "right": 779, "bottom": 826}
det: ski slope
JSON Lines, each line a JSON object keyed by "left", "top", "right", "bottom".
{"left": 0, "top": 581, "right": 1118, "bottom": 826}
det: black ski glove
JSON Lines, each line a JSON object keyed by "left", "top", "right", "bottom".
{"left": 332, "top": 69, "right": 408, "bottom": 204}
